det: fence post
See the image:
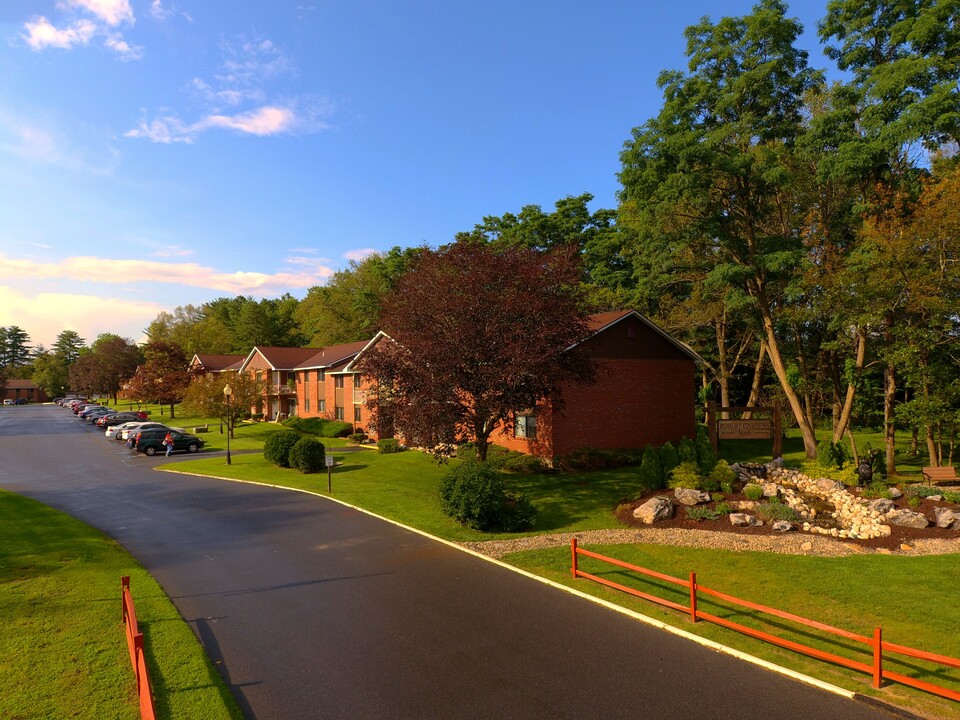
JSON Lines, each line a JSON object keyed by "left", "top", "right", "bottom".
{"left": 121, "top": 576, "right": 130, "bottom": 621}
{"left": 570, "top": 538, "right": 578, "bottom": 579}
{"left": 873, "top": 627, "right": 883, "bottom": 688}
{"left": 133, "top": 633, "right": 145, "bottom": 693}
{"left": 689, "top": 572, "right": 698, "bottom": 623}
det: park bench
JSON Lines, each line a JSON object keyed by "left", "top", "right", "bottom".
{"left": 921, "top": 466, "right": 959, "bottom": 485}
{"left": 192, "top": 424, "right": 209, "bottom": 433}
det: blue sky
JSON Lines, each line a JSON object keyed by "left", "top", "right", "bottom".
{"left": 0, "top": 0, "right": 832, "bottom": 348}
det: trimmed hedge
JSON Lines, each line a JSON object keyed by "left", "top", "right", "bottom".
{"left": 289, "top": 437, "right": 326, "bottom": 473}
{"left": 263, "top": 430, "right": 301, "bottom": 468}
{"left": 282, "top": 417, "right": 354, "bottom": 438}
{"left": 377, "top": 438, "right": 403, "bottom": 454}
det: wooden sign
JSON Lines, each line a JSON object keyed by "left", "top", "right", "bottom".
{"left": 718, "top": 419, "right": 772, "bottom": 440}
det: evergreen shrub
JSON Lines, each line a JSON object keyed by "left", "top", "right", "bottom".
{"left": 668, "top": 461, "right": 702, "bottom": 489}
{"left": 438, "top": 461, "right": 536, "bottom": 531}
{"left": 695, "top": 424, "right": 715, "bottom": 473}
{"left": 678, "top": 436, "right": 698, "bottom": 465}
{"left": 658, "top": 441, "right": 679, "bottom": 479}
{"left": 288, "top": 437, "right": 326, "bottom": 473}
{"left": 638, "top": 444, "right": 663, "bottom": 490}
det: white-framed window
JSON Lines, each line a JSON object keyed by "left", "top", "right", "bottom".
{"left": 515, "top": 413, "right": 537, "bottom": 440}
{"left": 319, "top": 399, "right": 326, "bottom": 413}
{"left": 335, "top": 405, "right": 344, "bottom": 421}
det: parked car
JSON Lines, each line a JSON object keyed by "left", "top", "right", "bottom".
{"left": 78, "top": 407, "right": 110, "bottom": 420}
{"left": 120, "top": 422, "right": 184, "bottom": 441}
{"left": 107, "top": 421, "right": 143, "bottom": 440}
{"left": 100, "top": 412, "right": 149, "bottom": 428}
{"left": 2, "top": 399, "right": 13, "bottom": 406}
{"left": 134, "top": 429, "right": 204, "bottom": 456}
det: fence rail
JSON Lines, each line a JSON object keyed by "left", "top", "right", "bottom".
{"left": 570, "top": 539, "right": 959, "bottom": 703}
{"left": 121, "top": 576, "right": 157, "bottom": 720}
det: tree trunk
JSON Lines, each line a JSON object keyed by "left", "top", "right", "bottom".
{"left": 922, "top": 379, "right": 938, "bottom": 464}
{"left": 884, "top": 362, "right": 898, "bottom": 476}
{"left": 741, "top": 338, "right": 767, "bottom": 420}
{"left": 832, "top": 329, "right": 866, "bottom": 443}
{"left": 169, "top": 402, "right": 176, "bottom": 419}
{"left": 845, "top": 427, "right": 860, "bottom": 466}
{"left": 756, "top": 291, "right": 818, "bottom": 457}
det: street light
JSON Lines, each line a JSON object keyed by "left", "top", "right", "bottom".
{"left": 223, "top": 384, "right": 233, "bottom": 465}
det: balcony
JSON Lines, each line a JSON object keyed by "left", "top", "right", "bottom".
{"left": 269, "top": 385, "right": 297, "bottom": 396}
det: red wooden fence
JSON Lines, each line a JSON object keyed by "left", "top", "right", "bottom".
{"left": 121, "top": 576, "right": 157, "bottom": 720}
{"left": 570, "top": 539, "right": 959, "bottom": 703}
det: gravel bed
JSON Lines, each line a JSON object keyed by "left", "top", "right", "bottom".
{"left": 461, "top": 528, "right": 960, "bottom": 560}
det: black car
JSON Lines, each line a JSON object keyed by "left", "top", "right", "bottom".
{"left": 134, "top": 429, "right": 204, "bottom": 456}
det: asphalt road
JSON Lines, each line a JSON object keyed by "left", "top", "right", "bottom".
{"left": 0, "top": 405, "right": 891, "bottom": 719}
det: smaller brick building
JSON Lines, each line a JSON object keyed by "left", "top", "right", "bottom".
{"left": 2, "top": 379, "right": 48, "bottom": 404}
{"left": 488, "top": 310, "right": 701, "bottom": 463}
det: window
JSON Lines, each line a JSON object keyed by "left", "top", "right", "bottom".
{"left": 304, "top": 397, "right": 311, "bottom": 412}
{"left": 318, "top": 370, "right": 325, "bottom": 382}
{"left": 319, "top": 399, "right": 326, "bottom": 413}
{"left": 354, "top": 406, "right": 361, "bottom": 422}
{"left": 255, "top": 370, "right": 263, "bottom": 382}
{"left": 335, "top": 406, "right": 344, "bottom": 421}
{"left": 515, "top": 414, "right": 537, "bottom": 440}
{"left": 334, "top": 375, "right": 344, "bottom": 388}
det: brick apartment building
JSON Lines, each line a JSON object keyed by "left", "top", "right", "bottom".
{"left": 203, "top": 310, "right": 700, "bottom": 462}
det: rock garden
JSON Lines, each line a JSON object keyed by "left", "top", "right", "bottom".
{"left": 619, "top": 458, "right": 960, "bottom": 553}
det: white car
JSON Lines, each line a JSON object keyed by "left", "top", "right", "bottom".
{"left": 119, "top": 422, "right": 184, "bottom": 441}
{"left": 107, "top": 421, "right": 143, "bottom": 440}
{"left": 2, "top": 399, "right": 13, "bottom": 406}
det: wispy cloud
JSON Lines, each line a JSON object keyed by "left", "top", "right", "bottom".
{"left": 0, "top": 254, "right": 335, "bottom": 295}
{"left": 21, "top": 0, "right": 141, "bottom": 59}
{"left": 150, "top": 245, "right": 194, "bottom": 259}
{"left": 343, "top": 249, "right": 378, "bottom": 262}
{"left": 0, "top": 109, "right": 121, "bottom": 174}
{"left": 127, "top": 35, "right": 334, "bottom": 144}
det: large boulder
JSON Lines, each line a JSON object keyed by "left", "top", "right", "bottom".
{"left": 674, "top": 488, "right": 711, "bottom": 506}
{"left": 887, "top": 509, "right": 930, "bottom": 529}
{"left": 634, "top": 496, "right": 674, "bottom": 524}
{"left": 772, "top": 520, "right": 793, "bottom": 532}
{"left": 730, "top": 513, "right": 763, "bottom": 527}
{"left": 868, "top": 498, "right": 895, "bottom": 515}
{"left": 934, "top": 507, "right": 959, "bottom": 529}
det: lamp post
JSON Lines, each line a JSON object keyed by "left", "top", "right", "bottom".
{"left": 223, "top": 384, "right": 233, "bottom": 465}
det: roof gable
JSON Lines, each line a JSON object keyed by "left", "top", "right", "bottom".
{"left": 575, "top": 310, "right": 704, "bottom": 363}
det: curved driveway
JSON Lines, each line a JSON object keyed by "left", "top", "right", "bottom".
{"left": 0, "top": 406, "right": 890, "bottom": 719}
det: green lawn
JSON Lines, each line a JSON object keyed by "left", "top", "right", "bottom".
{"left": 0, "top": 490, "right": 242, "bottom": 720}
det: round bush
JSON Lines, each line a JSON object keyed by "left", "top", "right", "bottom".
{"left": 263, "top": 430, "right": 302, "bottom": 468}
{"left": 377, "top": 438, "right": 403, "bottom": 454}
{"left": 677, "top": 436, "right": 698, "bottom": 465}
{"left": 438, "top": 461, "right": 535, "bottom": 532}
{"left": 288, "top": 437, "right": 326, "bottom": 474}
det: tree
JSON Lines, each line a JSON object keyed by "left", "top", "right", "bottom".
{"left": 295, "top": 247, "right": 421, "bottom": 346}
{"left": 68, "top": 335, "right": 142, "bottom": 401}
{"left": 127, "top": 341, "right": 191, "bottom": 418}
{"left": 145, "top": 305, "right": 233, "bottom": 356}
{"left": 31, "top": 352, "right": 70, "bottom": 397}
{"left": 1, "top": 326, "right": 32, "bottom": 369}
{"left": 181, "top": 371, "right": 267, "bottom": 438}
{"left": 53, "top": 330, "right": 86, "bottom": 366}
{"left": 619, "top": 0, "right": 825, "bottom": 457}
{"left": 354, "top": 241, "right": 594, "bottom": 462}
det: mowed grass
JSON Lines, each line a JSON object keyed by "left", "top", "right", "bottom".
{"left": 0, "top": 490, "right": 242, "bottom": 720}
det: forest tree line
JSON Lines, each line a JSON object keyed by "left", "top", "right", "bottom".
{"left": 3, "top": 0, "right": 958, "bottom": 471}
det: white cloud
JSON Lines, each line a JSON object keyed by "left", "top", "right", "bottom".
{"left": 0, "top": 253, "right": 335, "bottom": 295}
{"left": 23, "top": 16, "right": 96, "bottom": 50}
{"left": 150, "top": 245, "right": 194, "bottom": 258}
{"left": 0, "top": 109, "right": 121, "bottom": 175}
{"left": 60, "top": 0, "right": 134, "bottom": 27}
{"left": 126, "top": 105, "right": 305, "bottom": 142}
{"left": 343, "top": 249, "right": 378, "bottom": 262}
{"left": 149, "top": 0, "right": 172, "bottom": 21}
{"left": 0, "top": 285, "right": 160, "bottom": 348}
{"left": 104, "top": 33, "right": 143, "bottom": 60}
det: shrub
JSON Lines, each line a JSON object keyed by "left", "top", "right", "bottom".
{"left": 709, "top": 459, "right": 737, "bottom": 486}
{"left": 323, "top": 421, "right": 354, "bottom": 438}
{"left": 668, "top": 461, "right": 702, "bottom": 490}
{"left": 861, "top": 480, "right": 892, "bottom": 500}
{"left": 263, "top": 430, "right": 301, "bottom": 468}
{"left": 288, "top": 437, "right": 326, "bottom": 473}
{"left": 720, "top": 481, "right": 734, "bottom": 495}
{"left": 501, "top": 454, "right": 546, "bottom": 473}
{"left": 755, "top": 500, "right": 800, "bottom": 522}
{"left": 799, "top": 460, "right": 858, "bottom": 486}
{"left": 555, "top": 448, "right": 643, "bottom": 471}
{"left": 685, "top": 502, "right": 733, "bottom": 521}
{"left": 816, "top": 439, "right": 849, "bottom": 469}
{"left": 695, "top": 424, "right": 715, "bottom": 473}
{"left": 377, "top": 438, "right": 403, "bottom": 454}
{"left": 658, "top": 441, "right": 679, "bottom": 479}
{"left": 638, "top": 445, "right": 663, "bottom": 491}
{"left": 282, "top": 417, "right": 354, "bottom": 438}
{"left": 677, "top": 436, "right": 698, "bottom": 465}
{"left": 347, "top": 433, "right": 366, "bottom": 443}
{"left": 743, "top": 484, "right": 765, "bottom": 501}
{"left": 438, "top": 461, "right": 536, "bottom": 531}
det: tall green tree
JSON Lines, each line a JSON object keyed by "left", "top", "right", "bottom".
{"left": 68, "top": 335, "right": 143, "bottom": 402}
{"left": 31, "top": 352, "right": 70, "bottom": 397}
{"left": 619, "top": 0, "right": 824, "bottom": 456}
{"left": 1, "top": 326, "right": 32, "bottom": 369}
{"left": 53, "top": 330, "right": 86, "bottom": 366}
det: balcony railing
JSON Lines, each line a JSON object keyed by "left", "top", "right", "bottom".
{"left": 269, "top": 385, "right": 297, "bottom": 396}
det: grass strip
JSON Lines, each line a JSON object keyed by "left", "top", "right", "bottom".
{"left": 0, "top": 490, "right": 242, "bottom": 720}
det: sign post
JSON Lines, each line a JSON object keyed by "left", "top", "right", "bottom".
{"left": 708, "top": 402, "right": 782, "bottom": 459}
{"left": 326, "top": 454, "right": 334, "bottom": 492}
